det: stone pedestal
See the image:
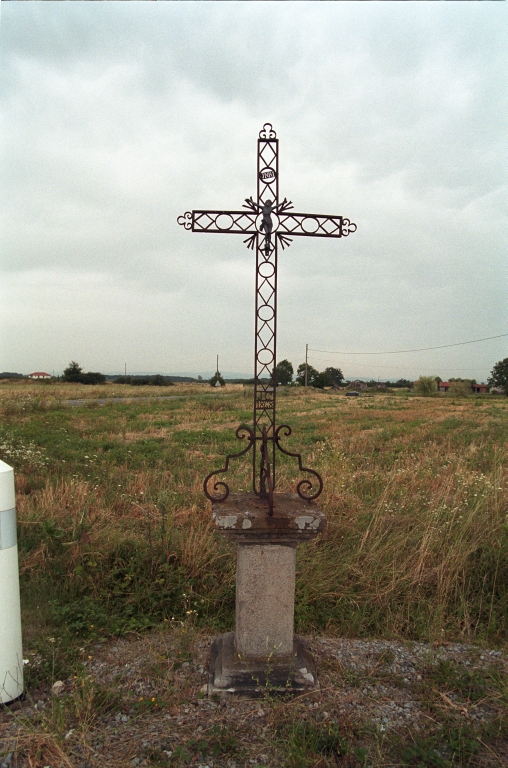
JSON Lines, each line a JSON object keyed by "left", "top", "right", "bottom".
{"left": 209, "top": 493, "right": 326, "bottom": 696}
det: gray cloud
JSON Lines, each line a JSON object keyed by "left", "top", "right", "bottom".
{"left": 1, "top": 2, "right": 506, "bottom": 379}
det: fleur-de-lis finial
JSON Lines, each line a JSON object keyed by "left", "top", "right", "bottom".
{"left": 177, "top": 212, "right": 192, "bottom": 230}
{"left": 259, "top": 123, "right": 276, "bottom": 140}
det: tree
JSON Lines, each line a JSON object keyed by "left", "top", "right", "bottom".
{"left": 313, "top": 371, "right": 329, "bottom": 389}
{"left": 488, "top": 358, "right": 508, "bottom": 393}
{"left": 63, "top": 361, "right": 83, "bottom": 382}
{"left": 296, "top": 363, "right": 318, "bottom": 386}
{"left": 62, "top": 361, "right": 105, "bottom": 385}
{"left": 414, "top": 376, "right": 438, "bottom": 396}
{"left": 209, "top": 371, "right": 225, "bottom": 387}
{"left": 275, "top": 359, "right": 293, "bottom": 386}
{"left": 324, "top": 367, "right": 344, "bottom": 386}
{"left": 296, "top": 364, "right": 344, "bottom": 389}
{"left": 80, "top": 371, "right": 106, "bottom": 385}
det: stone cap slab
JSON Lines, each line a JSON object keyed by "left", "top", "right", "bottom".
{"left": 212, "top": 492, "right": 326, "bottom": 545}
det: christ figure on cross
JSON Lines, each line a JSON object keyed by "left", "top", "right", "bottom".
{"left": 259, "top": 199, "right": 273, "bottom": 256}
{"left": 178, "top": 123, "right": 356, "bottom": 514}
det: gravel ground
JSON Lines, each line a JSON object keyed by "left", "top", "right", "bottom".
{"left": 1, "top": 632, "right": 506, "bottom": 767}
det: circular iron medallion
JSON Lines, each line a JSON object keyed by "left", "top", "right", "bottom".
{"left": 259, "top": 167, "right": 277, "bottom": 184}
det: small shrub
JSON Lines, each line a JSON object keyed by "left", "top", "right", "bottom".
{"left": 448, "top": 380, "right": 471, "bottom": 398}
{"left": 414, "top": 376, "right": 438, "bottom": 396}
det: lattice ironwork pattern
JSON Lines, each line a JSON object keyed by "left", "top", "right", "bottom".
{"left": 178, "top": 124, "right": 357, "bottom": 514}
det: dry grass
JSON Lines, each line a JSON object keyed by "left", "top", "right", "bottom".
{"left": 1, "top": 384, "right": 504, "bottom": 644}
{"left": 0, "top": 385, "right": 507, "bottom": 765}
{"left": 0, "top": 379, "right": 243, "bottom": 404}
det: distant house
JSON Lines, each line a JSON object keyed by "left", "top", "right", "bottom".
{"left": 28, "top": 372, "right": 51, "bottom": 380}
{"left": 350, "top": 380, "right": 368, "bottom": 390}
{"left": 439, "top": 381, "right": 488, "bottom": 394}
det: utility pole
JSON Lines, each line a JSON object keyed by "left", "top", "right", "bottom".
{"left": 125, "top": 363, "right": 127, "bottom": 376}
{"left": 305, "top": 343, "right": 308, "bottom": 388}
{"left": 216, "top": 355, "right": 219, "bottom": 375}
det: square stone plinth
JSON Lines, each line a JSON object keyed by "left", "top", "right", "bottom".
{"left": 209, "top": 632, "right": 319, "bottom": 697}
{"left": 212, "top": 492, "right": 326, "bottom": 546}
{"left": 208, "top": 493, "right": 326, "bottom": 697}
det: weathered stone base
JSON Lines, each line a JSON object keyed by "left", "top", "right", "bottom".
{"left": 208, "top": 632, "right": 319, "bottom": 698}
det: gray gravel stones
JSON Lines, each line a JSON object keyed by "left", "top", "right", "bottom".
{"left": 313, "top": 636, "right": 505, "bottom": 733}
{"left": 1, "top": 632, "right": 505, "bottom": 767}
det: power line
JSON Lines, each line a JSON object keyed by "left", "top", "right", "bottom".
{"left": 309, "top": 359, "right": 489, "bottom": 373}
{"left": 309, "top": 333, "right": 507, "bottom": 356}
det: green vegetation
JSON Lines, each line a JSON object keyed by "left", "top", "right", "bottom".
{"left": 295, "top": 364, "right": 345, "bottom": 388}
{"left": 113, "top": 374, "right": 175, "bottom": 386}
{"left": 0, "top": 381, "right": 505, "bottom": 645}
{"left": 414, "top": 375, "right": 438, "bottom": 396}
{"left": 488, "top": 357, "right": 508, "bottom": 393}
{"left": 209, "top": 370, "right": 225, "bottom": 387}
{"left": 275, "top": 358, "right": 294, "bottom": 386}
{"left": 62, "top": 361, "right": 106, "bottom": 386}
{"left": 0, "top": 381, "right": 506, "bottom": 766}
{"left": 447, "top": 381, "right": 472, "bottom": 398}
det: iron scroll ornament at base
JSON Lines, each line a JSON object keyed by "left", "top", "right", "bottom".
{"left": 202, "top": 424, "right": 255, "bottom": 504}
{"left": 180, "top": 123, "right": 356, "bottom": 514}
{"left": 203, "top": 424, "right": 323, "bottom": 515}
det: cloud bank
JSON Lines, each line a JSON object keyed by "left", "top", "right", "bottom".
{"left": 1, "top": 2, "right": 506, "bottom": 380}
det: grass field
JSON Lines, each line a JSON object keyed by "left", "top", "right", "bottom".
{"left": 0, "top": 381, "right": 506, "bottom": 766}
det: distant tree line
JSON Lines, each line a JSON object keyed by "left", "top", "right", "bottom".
{"left": 14, "top": 356, "right": 508, "bottom": 394}
{"left": 62, "top": 363, "right": 179, "bottom": 386}
{"left": 273, "top": 360, "right": 345, "bottom": 388}
{"left": 294, "top": 363, "right": 345, "bottom": 388}
{"left": 274, "top": 361, "right": 417, "bottom": 389}
{"left": 383, "top": 379, "right": 413, "bottom": 388}
{"left": 114, "top": 375, "right": 174, "bottom": 387}
{"left": 63, "top": 362, "right": 106, "bottom": 385}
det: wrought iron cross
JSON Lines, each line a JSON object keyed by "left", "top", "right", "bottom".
{"left": 178, "top": 123, "right": 356, "bottom": 514}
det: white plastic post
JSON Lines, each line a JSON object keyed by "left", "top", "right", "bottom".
{"left": 0, "top": 460, "right": 24, "bottom": 704}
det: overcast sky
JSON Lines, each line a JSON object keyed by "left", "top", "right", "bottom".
{"left": 1, "top": 2, "right": 506, "bottom": 381}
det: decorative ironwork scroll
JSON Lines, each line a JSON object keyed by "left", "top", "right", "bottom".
{"left": 179, "top": 124, "right": 357, "bottom": 514}
{"left": 203, "top": 425, "right": 255, "bottom": 503}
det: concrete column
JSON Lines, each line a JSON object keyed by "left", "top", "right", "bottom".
{"left": 0, "top": 460, "right": 24, "bottom": 704}
{"left": 235, "top": 543, "right": 295, "bottom": 658}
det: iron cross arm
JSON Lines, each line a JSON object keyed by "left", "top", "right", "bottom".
{"left": 177, "top": 208, "right": 357, "bottom": 246}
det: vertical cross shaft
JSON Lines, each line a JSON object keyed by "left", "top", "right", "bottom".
{"left": 254, "top": 124, "right": 278, "bottom": 499}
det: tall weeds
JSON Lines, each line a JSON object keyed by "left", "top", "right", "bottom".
{"left": 1, "top": 384, "right": 505, "bottom": 644}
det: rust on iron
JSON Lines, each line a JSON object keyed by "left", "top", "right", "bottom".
{"left": 178, "top": 124, "right": 357, "bottom": 514}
